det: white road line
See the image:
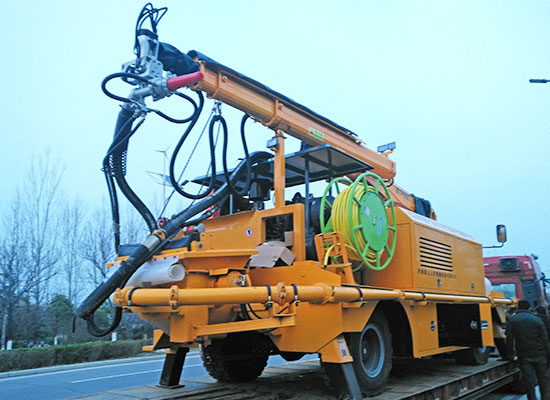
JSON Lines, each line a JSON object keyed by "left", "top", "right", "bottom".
{"left": 1, "top": 354, "right": 202, "bottom": 381}
{"left": 71, "top": 369, "right": 163, "bottom": 383}
{"left": 70, "top": 362, "right": 203, "bottom": 384}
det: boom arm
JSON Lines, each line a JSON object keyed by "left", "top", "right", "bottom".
{"left": 187, "top": 51, "right": 435, "bottom": 218}
{"left": 188, "top": 51, "right": 396, "bottom": 180}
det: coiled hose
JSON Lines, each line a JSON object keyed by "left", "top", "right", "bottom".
{"left": 332, "top": 185, "right": 381, "bottom": 264}
{"left": 326, "top": 172, "right": 397, "bottom": 271}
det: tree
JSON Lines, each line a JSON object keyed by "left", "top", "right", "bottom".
{"left": 20, "top": 152, "right": 64, "bottom": 340}
{"left": 22, "top": 152, "right": 64, "bottom": 305}
{"left": 59, "top": 197, "right": 84, "bottom": 304}
{"left": 78, "top": 204, "right": 116, "bottom": 288}
{"left": 121, "top": 206, "right": 148, "bottom": 245}
{"left": 0, "top": 190, "right": 34, "bottom": 348}
{"left": 0, "top": 152, "right": 65, "bottom": 346}
{"left": 47, "top": 294, "right": 75, "bottom": 341}
{"left": 79, "top": 202, "right": 147, "bottom": 288}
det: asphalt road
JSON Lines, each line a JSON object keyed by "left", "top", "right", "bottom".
{"left": 0, "top": 352, "right": 318, "bottom": 400}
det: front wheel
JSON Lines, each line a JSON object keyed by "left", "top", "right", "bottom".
{"left": 201, "top": 331, "right": 270, "bottom": 382}
{"left": 348, "top": 310, "right": 393, "bottom": 396}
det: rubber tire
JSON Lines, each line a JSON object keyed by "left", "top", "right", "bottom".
{"left": 280, "top": 351, "right": 305, "bottom": 362}
{"left": 453, "top": 346, "right": 490, "bottom": 365}
{"left": 348, "top": 310, "right": 393, "bottom": 396}
{"left": 201, "top": 332, "right": 269, "bottom": 383}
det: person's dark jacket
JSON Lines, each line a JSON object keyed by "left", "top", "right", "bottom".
{"left": 507, "top": 309, "right": 550, "bottom": 363}
{"left": 537, "top": 313, "right": 550, "bottom": 339}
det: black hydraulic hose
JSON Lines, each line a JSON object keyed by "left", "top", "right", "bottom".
{"left": 151, "top": 92, "right": 198, "bottom": 124}
{"left": 240, "top": 114, "right": 252, "bottom": 192}
{"left": 166, "top": 151, "right": 271, "bottom": 237}
{"left": 102, "top": 108, "right": 137, "bottom": 250}
{"left": 77, "top": 151, "right": 271, "bottom": 335}
{"left": 86, "top": 306, "right": 123, "bottom": 338}
{"left": 102, "top": 72, "right": 150, "bottom": 103}
{"left": 104, "top": 173, "right": 121, "bottom": 250}
{"left": 169, "top": 92, "right": 219, "bottom": 200}
{"left": 106, "top": 106, "right": 157, "bottom": 233}
{"left": 115, "top": 170, "right": 157, "bottom": 233}
{"left": 221, "top": 114, "right": 251, "bottom": 196}
{"left": 179, "top": 195, "right": 228, "bottom": 228}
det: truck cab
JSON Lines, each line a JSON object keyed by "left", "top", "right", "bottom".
{"left": 484, "top": 255, "right": 548, "bottom": 308}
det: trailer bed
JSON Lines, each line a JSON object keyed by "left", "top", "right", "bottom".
{"left": 71, "top": 357, "right": 518, "bottom": 400}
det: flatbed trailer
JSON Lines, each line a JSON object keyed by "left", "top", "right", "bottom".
{"left": 71, "top": 357, "right": 519, "bottom": 400}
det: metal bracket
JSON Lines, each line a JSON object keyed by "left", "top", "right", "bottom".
{"left": 169, "top": 285, "right": 179, "bottom": 310}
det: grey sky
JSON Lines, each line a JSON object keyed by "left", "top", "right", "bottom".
{"left": 1, "top": 1, "right": 549, "bottom": 272}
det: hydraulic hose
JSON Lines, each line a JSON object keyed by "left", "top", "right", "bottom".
{"left": 77, "top": 151, "right": 272, "bottom": 335}
{"left": 103, "top": 108, "right": 136, "bottom": 250}
{"left": 102, "top": 72, "right": 150, "bottom": 103}
{"left": 106, "top": 105, "right": 157, "bottom": 233}
{"left": 221, "top": 114, "right": 251, "bottom": 196}
{"left": 169, "top": 92, "right": 217, "bottom": 200}
{"left": 165, "top": 151, "right": 271, "bottom": 235}
{"left": 104, "top": 173, "right": 121, "bottom": 250}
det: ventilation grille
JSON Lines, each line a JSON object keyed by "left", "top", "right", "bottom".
{"left": 419, "top": 237, "right": 453, "bottom": 271}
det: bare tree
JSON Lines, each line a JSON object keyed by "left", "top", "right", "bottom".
{"left": 59, "top": 197, "right": 84, "bottom": 304}
{"left": 79, "top": 204, "right": 114, "bottom": 288}
{"left": 0, "top": 190, "right": 34, "bottom": 348}
{"left": 121, "top": 206, "right": 149, "bottom": 244}
{"left": 79, "top": 201, "right": 148, "bottom": 289}
{"left": 21, "top": 152, "right": 64, "bottom": 307}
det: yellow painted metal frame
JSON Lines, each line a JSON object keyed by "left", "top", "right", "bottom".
{"left": 111, "top": 199, "right": 513, "bottom": 361}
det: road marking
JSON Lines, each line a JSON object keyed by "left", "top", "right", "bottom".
{"left": 70, "top": 362, "right": 203, "bottom": 384}
{"left": 71, "top": 369, "right": 163, "bottom": 383}
{"left": 1, "top": 354, "right": 202, "bottom": 381}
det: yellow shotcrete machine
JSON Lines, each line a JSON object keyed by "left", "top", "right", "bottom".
{"left": 77, "top": 4, "right": 514, "bottom": 398}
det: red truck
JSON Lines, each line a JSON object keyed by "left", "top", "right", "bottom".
{"left": 484, "top": 255, "right": 549, "bottom": 309}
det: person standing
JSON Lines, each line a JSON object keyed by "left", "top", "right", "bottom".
{"left": 507, "top": 299, "right": 550, "bottom": 400}
{"left": 535, "top": 306, "right": 550, "bottom": 339}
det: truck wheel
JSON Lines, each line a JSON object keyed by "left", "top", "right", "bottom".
{"left": 453, "top": 346, "right": 490, "bottom": 365}
{"left": 280, "top": 351, "right": 305, "bottom": 362}
{"left": 348, "top": 310, "right": 393, "bottom": 396}
{"left": 201, "top": 332, "right": 269, "bottom": 382}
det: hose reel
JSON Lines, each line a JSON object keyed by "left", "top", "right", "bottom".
{"left": 320, "top": 172, "right": 397, "bottom": 271}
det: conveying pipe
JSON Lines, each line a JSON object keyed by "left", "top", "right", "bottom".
{"left": 114, "top": 283, "right": 515, "bottom": 308}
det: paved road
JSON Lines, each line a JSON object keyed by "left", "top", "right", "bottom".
{"left": 1, "top": 353, "right": 532, "bottom": 400}
{"left": 0, "top": 352, "right": 318, "bottom": 400}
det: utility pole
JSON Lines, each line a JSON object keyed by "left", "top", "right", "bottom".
{"left": 1, "top": 280, "right": 8, "bottom": 349}
{"left": 1, "top": 312, "right": 7, "bottom": 350}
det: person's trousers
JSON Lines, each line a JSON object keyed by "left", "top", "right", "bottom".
{"left": 520, "top": 359, "right": 548, "bottom": 400}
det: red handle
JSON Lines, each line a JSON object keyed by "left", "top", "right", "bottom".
{"left": 166, "top": 71, "right": 204, "bottom": 91}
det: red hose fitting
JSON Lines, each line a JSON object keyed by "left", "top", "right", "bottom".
{"left": 166, "top": 71, "right": 204, "bottom": 91}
